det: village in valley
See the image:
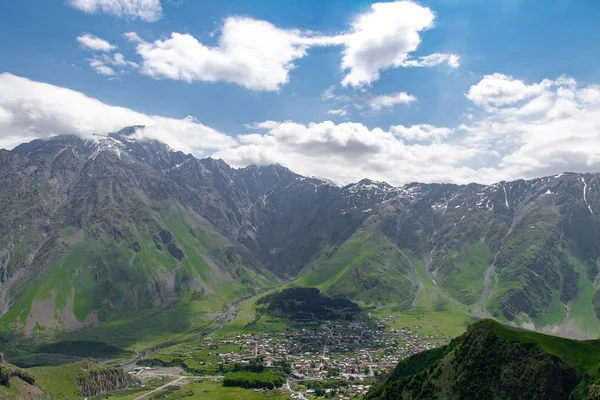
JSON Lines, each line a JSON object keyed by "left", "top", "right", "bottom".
{"left": 134, "top": 315, "right": 449, "bottom": 399}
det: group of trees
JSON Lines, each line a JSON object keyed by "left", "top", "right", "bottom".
{"left": 257, "top": 287, "right": 359, "bottom": 321}
{"left": 228, "top": 355, "right": 267, "bottom": 373}
{"left": 223, "top": 371, "right": 285, "bottom": 390}
{"left": 304, "top": 379, "right": 351, "bottom": 397}
{"left": 221, "top": 355, "right": 291, "bottom": 390}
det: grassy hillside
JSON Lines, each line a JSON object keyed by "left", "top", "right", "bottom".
{"left": 366, "top": 319, "right": 600, "bottom": 400}
{"left": 0, "top": 359, "right": 139, "bottom": 399}
{"left": 101, "top": 379, "right": 291, "bottom": 400}
{"left": 373, "top": 257, "right": 476, "bottom": 338}
{"left": 436, "top": 243, "right": 492, "bottom": 305}
{"left": 299, "top": 230, "right": 416, "bottom": 307}
{"left": 1, "top": 204, "right": 277, "bottom": 346}
{"left": 296, "top": 215, "right": 475, "bottom": 337}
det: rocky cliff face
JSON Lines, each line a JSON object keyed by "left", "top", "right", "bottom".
{"left": 1, "top": 128, "right": 600, "bottom": 337}
{"left": 77, "top": 360, "right": 140, "bottom": 397}
{"left": 0, "top": 359, "right": 139, "bottom": 399}
{"left": 0, "top": 130, "right": 277, "bottom": 335}
{"left": 0, "top": 362, "right": 35, "bottom": 387}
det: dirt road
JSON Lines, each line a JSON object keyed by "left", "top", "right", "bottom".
{"left": 133, "top": 377, "right": 184, "bottom": 400}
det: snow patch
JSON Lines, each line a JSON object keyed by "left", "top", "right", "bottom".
{"left": 582, "top": 177, "right": 594, "bottom": 216}
{"left": 503, "top": 184, "right": 510, "bottom": 209}
{"left": 88, "top": 134, "right": 124, "bottom": 160}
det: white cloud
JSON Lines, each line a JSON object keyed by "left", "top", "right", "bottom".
{"left": 5, "top": 72, "right": 600, "bottom": 187}
{"left": 67, "top": 0, "right": 162, "bottom": 22}
{"left": 0, "top": 73, "right": 234, "bottom": 153}
{"left": 368, "top": 92, "right": 417, "bottom": 111}
{"left": 111, "top": 53, "right": 139, "bottom": 68}
{"left": 89, "top": 62, "right": 117, "bottom": 76}
{"left": 398, "top": 53, "right": 460, "bottom": 68}
{"left": 127, "top": 18, "right": 317, "bottom": 91}
{"left": 466, "top": 73, "right": 553, "bottom": 108}
{"left": 391, "top": 124, "right": 453, "bottom": 142}
{"left": 462, "top": 75, "right": 600, "bottom": 180}
{"left": 578, "top": 84, "right": 600, "bottom": 105}
{"left": 215, "top": 121, "right": 483, "bottom": 185}
{"left": 328, "top": 109, "right": 349, "bottom": 118}
{"left": 218, "top": 74, "right": 600, "bottom": 185}
{"left": 87, "top": 52, "right": 139, "bottom": 77}
{"left": 125, "top": 1, "right": 458, "bottom": 90}
{"left": 0, "top": 107, "right": 13, "bottom": 128}
{"left": 321, "top": 85, "right": 352, "bottom": 104}
{"left": 244, "top": 120, "right": 281, "bottom": 130}
{"left": 76, "top": 33, "right": 116, "bottom": 52}
{"left": 77, "top": 33, "right": 139, "bottom": 77}
{"left": 123, "top": 32, "right": 143, "bottom": 43}
{"left": 339, "top": 1, "right": 459, "bottom": 87}
{"left": 322, "top": 85, "right": 337, "bottom": 100}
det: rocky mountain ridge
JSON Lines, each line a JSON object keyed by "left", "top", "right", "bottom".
{"left": 1, "top": 128, "right": 599, "bottom": 338}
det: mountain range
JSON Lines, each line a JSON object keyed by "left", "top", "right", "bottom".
{"left": 1, "top": 127, "right": 600, "bottom": 340}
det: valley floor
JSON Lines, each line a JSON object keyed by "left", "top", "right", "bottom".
{"left": 0, "top": 282, "right": 529, "bottom": 399}
{"left": 85, "top": 296, "right": 453, "bottom": 399}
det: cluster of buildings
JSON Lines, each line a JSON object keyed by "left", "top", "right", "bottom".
{"left": 133, "top": 317, "right": 450, "bottom": 398}
{"left": 206, "top": 318, "right": 448, "bottom": 386}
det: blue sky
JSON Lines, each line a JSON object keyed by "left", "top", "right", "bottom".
{"left": 1, "top": 0, "right": 600, "bottom": 185}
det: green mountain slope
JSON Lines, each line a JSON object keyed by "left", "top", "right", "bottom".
{"left": 2, "top": 203, "right": 274, "bottom": 338}
{"left": 3, "top": 132, "right": 600, "bottom": 346}
{"left": 0, "top": 134, "right": 278, "bottom": 344}
{"left": 293, "top": 176, "right": 600, "bottom": 339}
{"left": 366, "top": 319, "right": 600, "bottom": 400}
{"left": 299, "top": 228, "right": 416, "bottom": 307}
{"left": 0, "top": 359, "right": 139, "bottom": 399}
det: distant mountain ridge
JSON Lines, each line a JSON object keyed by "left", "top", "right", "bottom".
{"left": 1, "top": 127, "right": 600, "bottom": 339}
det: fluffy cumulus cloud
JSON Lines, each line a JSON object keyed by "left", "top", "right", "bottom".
{"left": 67, "top": 0, "right": 162, "bottom": 22}
{"left": 466, "top": 73, "right": 553, "bottom": 108}
{"left": 339, "top": 1, "right": 459, "bottom": 87}
{"left": 125, "top": 1, "right": 458, "bottom": 90}
{"left": 0, "top": 73, "right": 234, "bottom": 153}
{"left": 126, "top": 18, "right": 319, "bottom": 91}
{"left": 462, "top": 74, "right": 600, "bottom": 180}
{"left": 215, "top": 120, "right": 483, "bottom": 185}
{"left": 368, "top": 92, "right": 417, "bottom": 111}
{"left": 3, "top": 72, "right": 600, "bottom": 186}
{"left": 216, "top": 74, "right": 600, "bottom": 185}
{"left": 391, "top": 124, "right": 453, "bottom": 142}
{"left": 76, "top": 33, "right": 116, "bottom": 52}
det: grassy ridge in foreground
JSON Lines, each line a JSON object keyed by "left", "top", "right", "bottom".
{"left": 101, "top": 379, "right": 291, "bottom": 400}
{"left": 367, "top": 319, "right": 600, "bottom": 400}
